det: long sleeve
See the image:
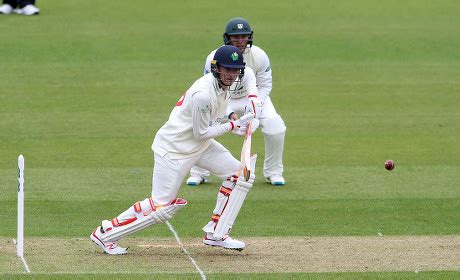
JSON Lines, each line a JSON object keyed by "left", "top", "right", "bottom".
{"left": 191, "top": 91, "right": 232, "bottom": 141}
{"left": 254, "top": 48, "right": 272, "bottom": 101}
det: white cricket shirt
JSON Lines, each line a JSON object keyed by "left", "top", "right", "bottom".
{"left": 152, "top": 70, "right": 256, "bottom": 159}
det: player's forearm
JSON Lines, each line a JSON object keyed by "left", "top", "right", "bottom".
{"left": 193, "top": 123, "right": 233, "bottom": 141}
{"left": 256, "top": 70, "right": 272, "bottom": 101}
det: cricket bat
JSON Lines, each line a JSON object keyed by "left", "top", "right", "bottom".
{"left": 240, "top": 121, "right": 252, "bottom": 181}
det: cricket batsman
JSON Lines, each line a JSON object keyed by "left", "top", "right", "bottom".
{"left": 90, "top": 45, "right": 262, "bottom": 254}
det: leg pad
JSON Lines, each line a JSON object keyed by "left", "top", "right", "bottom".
{"left": 101, "top": 198, "right": 187, "bottom": 243}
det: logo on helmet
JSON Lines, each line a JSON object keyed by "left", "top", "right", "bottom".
{"left": 231, "top": 52, "right": 239, "bottom": 61}
{"left": 237, "top": 23, "right": 244, "bottom": 29}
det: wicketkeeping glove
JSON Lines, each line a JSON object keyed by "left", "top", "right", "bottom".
{"left": 247, "top": 95, "right": 264, "bottom": 118}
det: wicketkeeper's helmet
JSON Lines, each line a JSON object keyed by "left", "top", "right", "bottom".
{"left": 223, "top": 17, "right": 253, "bottom": 47}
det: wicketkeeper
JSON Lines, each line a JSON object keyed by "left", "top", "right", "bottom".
{"left": 187, "top": 17, "right": 287, "bottom": 186}
{"left": 90, "top": 45, "right": 261, "bottom": 255}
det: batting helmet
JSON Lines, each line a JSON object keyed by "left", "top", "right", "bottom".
{"left": 211, "top": 45, "right": 245, "bottom": 87}
{"left": 211, "top": 45, "right": 245, "bottom": 75}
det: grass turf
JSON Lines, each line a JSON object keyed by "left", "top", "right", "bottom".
{"left": 0, "top": 0, "right": 459, "bottom": 278}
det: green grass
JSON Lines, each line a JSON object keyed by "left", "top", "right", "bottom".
{"left": 0, "top": 0, "right": 459, "bottom": 278}
{"left": 0, "top": 197, "right": 458, "bottom": 238}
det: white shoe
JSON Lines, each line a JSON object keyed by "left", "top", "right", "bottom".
{"left": 265, "top": 175, "right": 285, "bottom": 186}
{"left": 16, "top": 4, "right": 39, "bottom": 15}
{"left": 186, "top": 175, "right": 208, "bottom": 186}
{"left": 0, "top": 4, "right": 13, "bottom": 14}
{"left": 203, "top": 233, "right": 245, "bottom": 251}
{"left": 90, "top": 226, "right": 128, "bottom": 255}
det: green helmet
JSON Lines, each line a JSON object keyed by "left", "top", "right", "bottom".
{"left": 223, "top": 17, "right": 253, "bottom": 47}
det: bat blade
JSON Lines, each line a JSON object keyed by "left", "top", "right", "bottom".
{"left": 241, "top": 122, "right": 252, "bottom": 181}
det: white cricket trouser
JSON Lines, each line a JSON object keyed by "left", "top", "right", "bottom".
{"left": 152, "top": 140, "right": 241, "bottom": 205}
{"left": 190, "top": 96, "right": 286, "bottom": 179}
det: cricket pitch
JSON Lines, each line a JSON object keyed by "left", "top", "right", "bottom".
{"left": 1, "top": 235, "right": 459, "bottom": 274}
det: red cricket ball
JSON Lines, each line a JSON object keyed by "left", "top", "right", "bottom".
{"left": 385, "top": 160, "right": 395, "bottom": 171}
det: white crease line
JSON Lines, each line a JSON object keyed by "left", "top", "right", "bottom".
{"left": 20, "top": 255, "right": 31, "bottom": 273}
{"left": 12, "top": 239, "right": 31, "bottom": 273}
{"left": 165, "top": 221, "right": 206, "bottom": 280}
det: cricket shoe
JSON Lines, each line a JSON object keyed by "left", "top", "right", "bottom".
{"left": 265, "top": 174, "right": 285, "bottom": 186}
{"left": 186, "top": 175, "right": 208, "bottom": 186}
{"left": 0, "top": 4, "right": 13, "bottom": 14}
{"left": 203, "top": 233, "right": 245, "bottom": 251}
{"left": 14, "top": 4, "right": 40, "bottom": 15}
{"left": 90, "top": 226, "right": 128, "bottom": 255}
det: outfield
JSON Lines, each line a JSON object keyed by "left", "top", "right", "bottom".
{"left": 0, "top": 0, "right": 459, "bottom": 279}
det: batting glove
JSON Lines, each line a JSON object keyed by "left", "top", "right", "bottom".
{"left": 229, "top": 113, "right": 254, "bottom": 136}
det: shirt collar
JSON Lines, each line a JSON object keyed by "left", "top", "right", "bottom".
{"left": 213, "top": 78, "right": 228, "bottom": 96}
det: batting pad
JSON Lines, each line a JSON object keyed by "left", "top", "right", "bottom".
{"left": 101, "top": 198, "right": 187, "bottom": 243}
{"left": 213, "top": 155, "right": 257, "bottom": 240}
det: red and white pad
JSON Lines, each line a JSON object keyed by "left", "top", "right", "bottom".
{"left": 212, "top": 154, "right": 257, "bottom": 240}
{"left": 100, "top": 198, "right": 187, "bottom": 243}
